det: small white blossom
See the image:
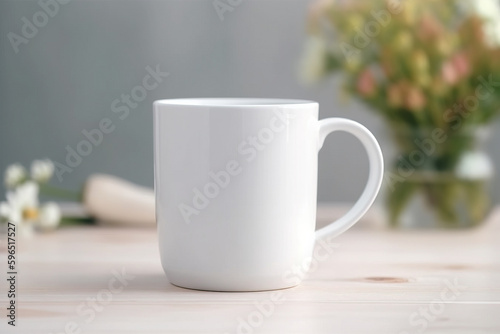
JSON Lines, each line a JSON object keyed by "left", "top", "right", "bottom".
{"left": 0, "top": 182, "right": 39, "bottom": 238}
{"left": 13, "top": 181, "right": 39, "bottom": 209}
{"left": 4, "top": 164, "right": 26, "bottom": 189}
{"left": 31, "top": 159, "right": 55, "bottom": 183}
{"left": 0, "top": 202, "right": 13, "bottom": 222}
{"left": 468, "top": 0, "right": 500, "bottom": 22}
{"left": 38, "top": 202, "right": 61, "bottom": 230}
{"left": 455, "top": 151, "right": 494, "bottom": 180}
{"left": 3, "top": 181, "right": 39, "bottom": 219}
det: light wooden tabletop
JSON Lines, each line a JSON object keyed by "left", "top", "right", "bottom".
{"left": 1, "top": 207, "right": 499, "bottom": 334}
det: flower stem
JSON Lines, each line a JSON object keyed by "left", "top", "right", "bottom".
{"left": 39, "top": 183, "right": 82, "bottom": 202}
{"left": 60, "top": 217, "right": 96, "bottom": 226}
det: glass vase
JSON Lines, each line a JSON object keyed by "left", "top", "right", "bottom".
{"left": 385, "top": 125, "right": 493, "bottom": 228}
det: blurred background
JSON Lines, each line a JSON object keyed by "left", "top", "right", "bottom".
{"left": 1, "top": 0, "right": 499, "bottom": 227}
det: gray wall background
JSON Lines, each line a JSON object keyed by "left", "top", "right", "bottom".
{"left": 1, "top": 0, "right": 499, "bottom": 204}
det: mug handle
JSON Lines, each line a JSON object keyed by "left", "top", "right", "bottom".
{"left": 315, "top": 118, "right": 384, "bottom": 240}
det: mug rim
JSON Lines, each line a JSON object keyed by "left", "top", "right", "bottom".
{"left": 154, "top": 98, "right": 318, "bottom": 108}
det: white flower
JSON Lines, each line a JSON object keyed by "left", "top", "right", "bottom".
{"left": 38, "top": 202, "right": 61, "bottom": 230}
{"left": 0, "top": 182, "right": 39, "bottom": 238}
{"left": 455, "top": 151, "right": 494, "bottom": 180}
{"left": 31, "top": 159, "right": 55, "bottom": 183}
{"left": 465, "top": 0, "right": 500, "bottom": 47}
{"left": 468, "top": 0, "right": 500, "bottom": 21}
{"left": 0, "top": 202, "right": 14, "bottom": 222}
{"left": 0, "top": 181, "right": 62, "bottom": 235}
{"left": 3, "top": 181, "right": 39, "bottom": 221}
{"left": 299, "top": 36, "right": 328, "bottom": 84}
{"left": 4, "top": 164, "right": 26, "bottom": 189}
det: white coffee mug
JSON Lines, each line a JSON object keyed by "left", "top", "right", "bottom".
{"left": 154, "top": 98, "right": 383, "bottom": 291}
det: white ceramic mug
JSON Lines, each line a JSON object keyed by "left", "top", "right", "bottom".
{"left": 154, "top": 98, "right": 383, "bottom": 291}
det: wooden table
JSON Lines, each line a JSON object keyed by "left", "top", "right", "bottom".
{"left": 1, "top": 207, "right": 499, "bottom": 334}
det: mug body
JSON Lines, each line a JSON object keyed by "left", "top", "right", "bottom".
{"left": 154, "top": 98, "right": 319, "bottom": 291}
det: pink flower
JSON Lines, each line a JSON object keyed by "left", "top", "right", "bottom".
{"left": 452, "top": 52, "right": 470, "bottom": 78}
{"left": 357, "top": 69, "right": 376, "bottom": 97}
{"left": 418, "top": 13, "right": 444, "bottom": 41}
{"left": 405, "top": 86, "right": 426, "bottom": 111}
{"left": 441, "top": 52, "right": 471, "bottom": 85}
{"left": 441, "top": 60, "right": 459, "bottom": 85}
{"left": 308, "top": 0, "right": 334, "bottom": 26}
{"left": 387, "top": 84, "right": 402, "bottom": 108}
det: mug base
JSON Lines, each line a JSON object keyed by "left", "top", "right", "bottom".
{"left": 165, "top": 270, "right": 301, "bottom": 292}
{"left": 169, "top": 281, "right": 300, "bottom": 292}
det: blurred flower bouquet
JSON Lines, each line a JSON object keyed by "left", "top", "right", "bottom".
{"left": 302, "top": 0, "right": 500, "bottom": 227}
{"left": 0, "top": 159, "right": 155, "bottom": 237}
{"left": 1, "top": 160, "right": 62, "bottom": 237}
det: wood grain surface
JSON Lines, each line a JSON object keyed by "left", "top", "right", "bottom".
{"left": 1, "top": 207, "right": 499, "bottom": 334}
